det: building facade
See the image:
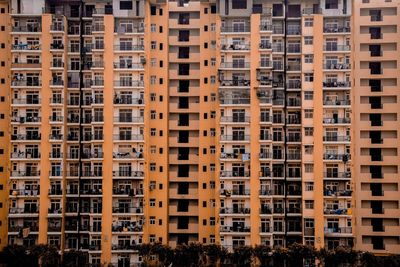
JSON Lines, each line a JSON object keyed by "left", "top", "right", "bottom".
{"left": 0, "top": 0, "right": 399, "bottom": 265}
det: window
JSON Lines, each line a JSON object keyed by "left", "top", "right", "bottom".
{"left": 305, "top": 164, "right": 314, "bottom": 173}
{"left": 305, "top": 200, "right": 314, "bottom": 209}
{"left": 305, "top": 127, "right": 313, "bottom": 136}
{"left": 150, "top": 5, "right": 157, "bottom": 15}
{"left": 120, "top": 1, "right": 133, "bottom": 10}
{"left": 150, "top": 93, "right": 156, "bottom": 101}
{"left": 151, "top": 41, "right": 156, "bottom": 49}
{"left": 232, "top": 0, "right": 247, "bottom": 9}
{"left": 305, "top": 73, "right": 314, "bottom": 82}
{"left": 305, "top": 182, "right": 314, "bottom": 191}
{"left": 150, "top": 163, "right": 156, "bottom": 171}
{"left": 151, "top": 24, "right": 156, "bottom": 32}
{"left": 304, "top": 109, "right": 313, "bottom": 118}
{"left": 304, "top": 91, "right": 313, "bottom": 100}
{"left": 326, "top": 0, "right": 338, "bottom": 9}
{"left": 304, "top": 36, "right": 313, "bottom": 45}
{"left": 150, "top": 217, "right": 156, "bottom": 224}
{"left": 304, "top": 55, "right": 313, "bottom": 63}
{"left": 305, "top": 18, "right": 313, "bottom": 27}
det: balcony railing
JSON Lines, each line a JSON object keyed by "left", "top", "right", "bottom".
{"left": 324, "top": 208, "right": 349, "bottom": 215}
{"left": 112, "top": 206, "right": 143, "bottom": 214}
{"left": 323, "top": 99, "right": 351, "bottom": 106}
{"left": 113, "top": 80, "right": 144, "bottom": 87}
{"left": 220, "top": 135, "right": 250, "bottom": 141}
{"left": 113, "top": 134, "right": 144, "bottom": 141}
{"left": 114, "top": 45, "right": 145, "bottom": 51}
{"left": 219, "top": 207, "right": 251, "bottom": 214}
{"left": 11, "top": 133, "right": 41, "bottom": 141}
{"left": 219, "top": 98, "right": 250, "bottom": 105}
{"left": 12, "top": 98, "right": 40, "bottom": 105}
{"left": 220, "top": 116, "right": 250, "bottom": 123}
{"left": 324, "top": 227, "right": 352, "bottom": 234}
{"left": 113, "top": 188, "right": 144, "bottom": 195}
{"left": 323, "top": 26, "right": 351, "bottom": 33}
{"left": 220, "top": 189, "right": 250, "bottom": 196}
{"left": 12, "top": 116, "right": 41, "bottom": 123}
{"left": 12, "top": 44, "right": 41, "bottom": 51}
{"left": 113, "top": 62, "right": 144, "bottom": 69}
{"left": 219, "top": 79, "right": 250, "bottom": 87}
{"left": 323, "top": 63, "right": 351, "bottom": 70}
{"left": 323, "top": 81, "right": 351, "bottom": 88}
{"left": 9, "top": 189, "right": 40, "bottom": 196}
{"left": 11, "top": 80, "right": 41, "bottom": 87}
{"left": 115, "top": 26, "right": 145, "bottom": 34}
{"left": 114, "top": 116, "right": 144, "bottom": 123}
{"left": 12, "top": 26, "right": 41, "bottom": 32}
{"left": 112, "top": 171, "right": 144, "bottom": 178}
{"left": 9, "top": 207, "right": 39, "bottom": 214}
{"left": 324, "top": 190, "right": 352, "bottom": 197}
{"left": 323, "top": 153, "right": 351, "bottom": 161}
{"left": 221, "top": 43, "right": 250, "bottom": 50}
{"left": 114, "top": 97, "right": 144, "bottom": 105}
{"left": 323, "top": 136, "right": 351, "bottom": 142}
{"left": 220, "top": 62, "right": 250, "bottom": 69}
{"left": 323, "top": 45, "right": 351, "bottom": 51}
{"left": 323, "top": 118, "right": 351, "bottom": 124}
{"left": 220, "top": 171, "right": 250, "bottom": 177}
{"left": 220, "top": 225, "right": 250, "bottom": 232}
{"left": 220, "top": 26, "right": 250, "bottom": 33}
{"left": 323, "top": 172, "right": 351, "bottom": 179}
{"left": 11, "top": 170, "right": 40, "bottom": 177}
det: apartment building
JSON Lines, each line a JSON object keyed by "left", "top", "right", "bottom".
{"left": 352, "top": 0, "right": 400, "bottom": 254}
{"left": 0, "top": 0, "right": 399, "bottom": 266}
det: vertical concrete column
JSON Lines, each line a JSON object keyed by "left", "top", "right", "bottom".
{"left": 38, "top": 14, "right": 52, "bottom": 244}
{"left": 311, "top": 14, "right": 324, "bottom": 249}
{"left": 101, "top": 14, "right": 114, "bottom": 264}
{"left": 249, "top": 14, "right": 261, "bottom": 246}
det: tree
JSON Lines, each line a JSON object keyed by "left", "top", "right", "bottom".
{"left": 253, "top": 245, "right": 272, "bottom": 267}
{"left": 62, "top": 250, "right": 88, "bottom": 267}
{"left": 203, "top": 244, "right": 227, "bottom": 267}
{"left": 272, "top": 247, "right": 289, "bottom": 267}
{"left": 29, "top": 244, "right": 60, "bottom": 267}
{"left": 0, "top": 245, "right": 33, "bottom": 267}
{"left": 232, "top": 246, "right": 254, "bottom": 267}
{"left": 151, "top": 242, "right": 174, "bottom": 267}
{"left": 287, "top": 243, "right": 317, "bottom": 267}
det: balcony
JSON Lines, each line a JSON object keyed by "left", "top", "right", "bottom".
{"left": 259, "top": 24, "right": 272, "bottom": 32}
{"left": 323, "top": 81, "right": 351, "bottom": 88}
{"left": 11, "top": 116, "right": 41, "bottom": 124}
{"left": 114, "top": 80, "right": 144, "bottom": 88}
{"left": 12, "top": 25, "right": 41, "bottom": 33}
{"left": 11, "top": 80, "right": 41, "bottom": 87}
{"left": 9, "top": 189, "right": 39, "bottom": 197}
{"left": 114, "top": 25, "right": 144, "bottom": 34}
{"left": 220, "top": 116, "right": 250, "bottom": 123}
{"left": 220, "top": 26, "right": 250, "bottom": 33}
{"left": 323, "top": 45, "right": 351, "bottom": 52}
{"left": 11, "top": 133, "right": 41, "bottom": 141}
{"left": 259, "top": 42, "right": 272, "bottom": 49}
{"left": 323, "top": 172, "right": 351, "bottom": 180}
{"left": 12, "top": 44, "right": 41, "bottom": 51}
{"left": 323, "top": 136, "right": 351, "bottom": 142}
{"left": 114, "top": 45, "right": 145, "bottom": 51}
{"left": 221, "top": 43, "right": 250, "bottom": 51}
{"left": 11, "top": 61, "right": 41, "bottom": 69}
{"left": 323, "top": 99, "right": 351, "bottom": 106}
{"left": 287, "top": 80, "right": 301, "bottom": 90}
{"left": 219, "top": 98, "right": 250, "bottom": 105}
{"left": 112, "top": 171, "right": 144, "bottom": 179}
{"left": 219, "top": 62, "right": 250, "bottom": 69}
{"left": 324, "top": 227, "right": 352, "bottom": 235}
{"left": 219, "top": 207, "right": 251, "bottom": 214}
{"left": 113, "top": 134, "right": 144, "bottom": 141}
{"left": 112, "top": 223, "right": 143, "bottom": 233}
{"left": 323, "top": 63, "right": 351, "bottom": 70}
{"left": 9, "top": 207, "right": 39, "bottom": 214}
{"left": 220, "top": 152, "right": 249, "bottom": 160}
{"left": 324, "top": 208, "right": 350, "bottom": 215}
{"left": 114, "top": 116, "right": 144, "bottom": 123}
{"left": 219, "top": 79, "right": 250, "bottom": 87}
{"left": 113, "top": 62, "right": 144, "bottom": 70}
{"left": 220, "top": 225, "right": 250, "bottom": 233}
{"left": 323, "top": 26, "right": 351, "bottom": 34}
{"left": 112, "top": 206, "right": 143, "bottom": 214}
{"left": 111, "top": 244, "right": 136, "bottom": 251}
{"left": 220, "top": 171, "right": 250, "bottom": 178}
{"left": 12, "top": 98, "right": 40, "bottom": 105}
{"left": 323, "top": 118, "right": 351, "bottom": 124}
{"left": 324, "top": 190, "right": 352, "bottom": 197}
{"left": 11, "top": 170, "right": 40, "bottom": 178}
{"left": 323, "top": 153, "right": 350, "bottom": 161}
{"left": 113, "top": 151, "right": 143, "bottom": 159}
{"left": 220, "top": 189, "right": 250, "bottom": 196}
{"left": 113, "top": 188, "right": 143, "bottom": 196}
{"left": 220, "top": 135, "right": 250, "bottom": 141}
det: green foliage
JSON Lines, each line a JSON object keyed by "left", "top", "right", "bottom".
{"left": 1, "top": 242, "right": 400, "bottom": 267}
